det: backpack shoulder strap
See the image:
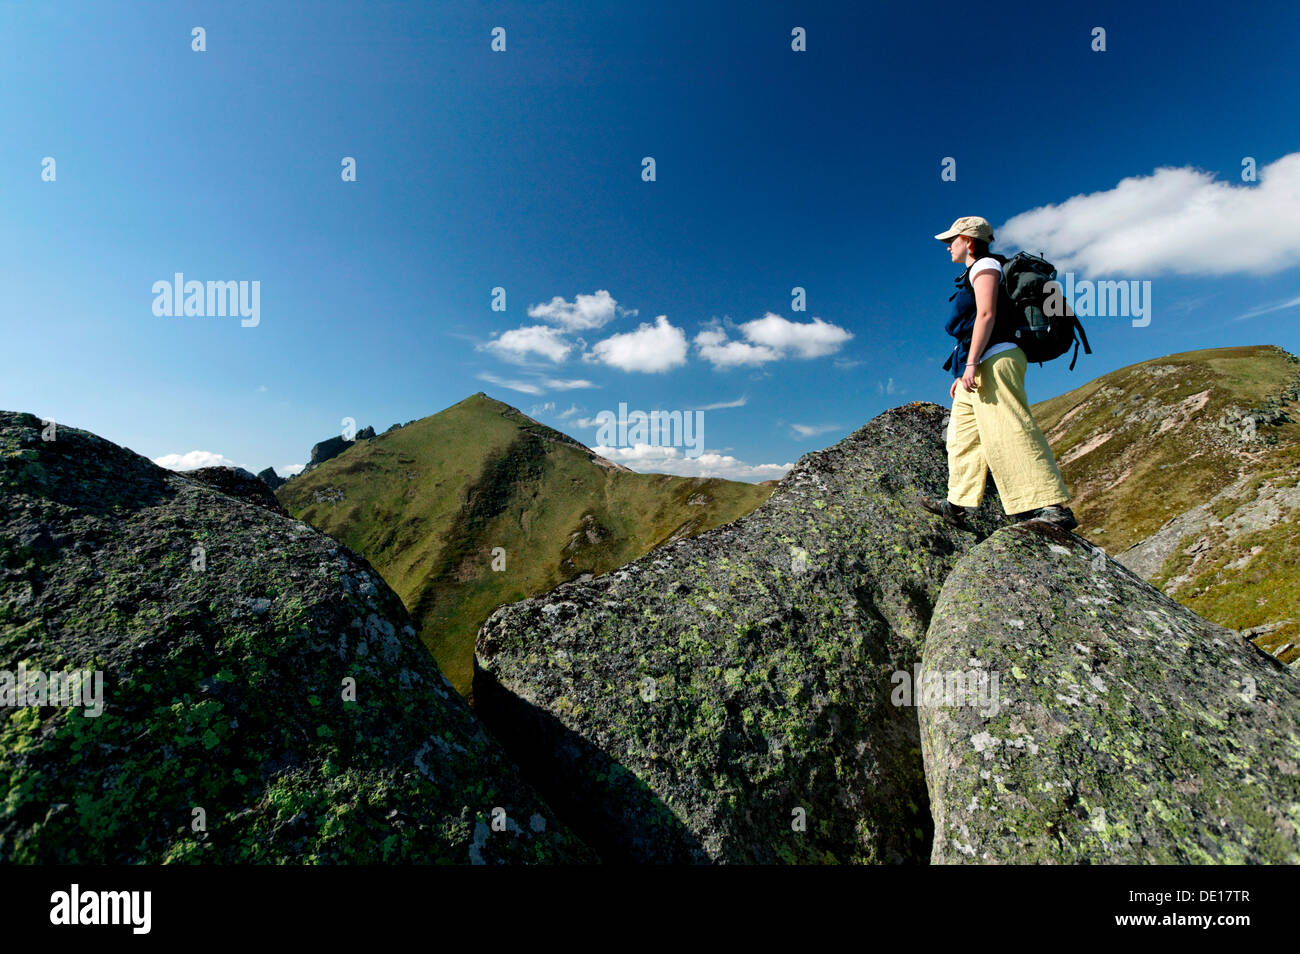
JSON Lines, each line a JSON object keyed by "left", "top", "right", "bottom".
{"left": 1073, "top": 315, "right": 1093, "bottom": 355}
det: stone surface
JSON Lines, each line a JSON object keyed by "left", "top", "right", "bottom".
{"left": 0, "top": 411, "right": 595, "bottom": 864}
{"left": 922, "top": 520, "right": 1300, "bottom": 864}
{"left": 475, "top": 402, "right": 1010, "bottom": 863}
{"left": 186, "top": 465, "right": 288, "bottom": 515}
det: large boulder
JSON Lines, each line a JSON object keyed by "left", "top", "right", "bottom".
{"left": 474, "top": 402, "right": 1009, "bottom": 863}
{"left": 185, "top": 465, "right": 288, "bottom": 515}
{"left": 0, "top": 411, "right": 595, "bottom": 864}
{"left": 921, "top": 520, "right": 1300, "bottom": 864}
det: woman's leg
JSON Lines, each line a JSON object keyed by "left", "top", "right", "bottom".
{"left": 971, "top": 347, "right": 1070, "bottom": 514}
{"left": 946, "top": 378, "right": 988, "bottom": 508}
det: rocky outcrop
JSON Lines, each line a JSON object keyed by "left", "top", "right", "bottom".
{"left": 921, "top": 520, "right": 1300, "bottom": 864}
{"left": 1116, "top": 473, "right": 1300, "bottom": 584}
{"left": 185, "top": 465, "right": 288, "bottom": 515}
{"left": 14, "top": 390, "right": 1294, "bottom": 865}
{"left": 306, "top": 435, "right": 349, "bottom": 471}
{"left": 256, "top": 467, "right": 285, "bottom": 491}
{"left": 301, "top": 426, "right": 375, "bottom": 475}
{"left": 0, "top": 411, "right": 595, "bottom": 864}
{"left": 474, "top": 402, "right": 1010, "bottom": 863}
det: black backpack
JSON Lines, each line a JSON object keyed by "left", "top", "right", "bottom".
{"left": 976, "top": 251, "right": 1092, "bottom": 370}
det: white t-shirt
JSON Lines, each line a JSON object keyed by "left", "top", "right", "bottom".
{"left": 967, "top": 257, "right": 1016, "bottom": 363}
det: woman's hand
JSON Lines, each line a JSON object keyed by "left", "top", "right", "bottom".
{"left": 965, "top": 270, "right": 997, "bottom": 394}
{"left": 949, "top": 378, "right": 960, "bottom": 399}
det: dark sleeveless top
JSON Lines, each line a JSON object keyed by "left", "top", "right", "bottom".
{"left": 941, "top": 256, "right": 1020, "bottom": 379}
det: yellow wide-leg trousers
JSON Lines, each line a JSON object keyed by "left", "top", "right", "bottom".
{"left": 946, "top": 345, "right": 1070, "bottom": 514}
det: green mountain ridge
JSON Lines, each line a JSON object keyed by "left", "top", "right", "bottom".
{"left": 276, "top": 393, "right": 773, "bottom": 696}
{"left": 1030, "top": 343, "right": 1300, "bottom": 663}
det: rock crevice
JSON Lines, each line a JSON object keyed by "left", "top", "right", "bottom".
{"left": 474, "top": 400, "right": 1300, "bottom": 864}
{"left": 474, "top": 402, "right": 1009, "bottom": 863}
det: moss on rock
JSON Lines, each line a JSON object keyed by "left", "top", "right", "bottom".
{"left": 475, "top": 402, "right": 1010, "bottom": 863}
{"left": 0, "top": 411, "right": 596, "bottom": 864}
{"left": 921, "top": 520, "right": 1300, "bottom": 864}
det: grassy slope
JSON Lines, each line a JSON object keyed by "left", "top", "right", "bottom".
{"left": 1031, "top": 344, "right": 1300, "bottom": 661}
{"left": 278, "top": 394, "right": 772, "bottom": 696}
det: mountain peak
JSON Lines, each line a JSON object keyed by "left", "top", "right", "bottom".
{"left": 275, "top": 394, "right": 771, "bottom": 694}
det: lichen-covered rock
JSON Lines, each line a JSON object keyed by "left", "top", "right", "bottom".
{"left": 0, "top": 411, "right": 595, "bottom": 864}
{"left": 185, "top": 466, "right": 288, "bottom": 515}
{"left": 921, "top": 520, "right": 1300, "bottom": 864}
{"left": 475, "top": 402, "right": 1009, "bottom": 863}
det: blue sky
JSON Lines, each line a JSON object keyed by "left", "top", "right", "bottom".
{"left": 3, "top": 0, "right": 1299, "bottom": 481}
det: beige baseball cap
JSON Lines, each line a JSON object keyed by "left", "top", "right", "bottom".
{"left": 934, "top": 215, "right": 994, "bottom": 243}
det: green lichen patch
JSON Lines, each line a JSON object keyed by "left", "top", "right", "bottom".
{"left": 0, "top": 411, "right": 596, "bottom": 864}
{"left": 476, "top": 402, "right": 1011, "bottom": 863}
{"left": 921, "top": 521, "right": 1300, "bottom": 864}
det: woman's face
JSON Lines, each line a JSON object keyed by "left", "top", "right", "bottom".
{"left": 947, "top": 235, "right": 970, "bottom": 263}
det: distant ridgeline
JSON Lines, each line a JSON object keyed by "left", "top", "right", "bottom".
{"left": 257, "top": 420, "right": 418, "bottom": 487}
{"left": 1030, "top": 344, "right": 1300, "bottom": 664}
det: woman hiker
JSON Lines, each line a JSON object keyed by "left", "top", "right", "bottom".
{"left": 917, "top": 215, "right": 1077, "bottom": 531}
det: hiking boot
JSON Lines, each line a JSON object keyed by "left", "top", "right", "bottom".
{"left": 1012, "top": 505, "right": 1078, "bottom": 531}
{"left": 917, "top": 494, "right": 971, "bottom": 529}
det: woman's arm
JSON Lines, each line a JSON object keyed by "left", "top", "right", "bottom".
{"left": 962, "top": 269, "right": 999, "bottom": 391}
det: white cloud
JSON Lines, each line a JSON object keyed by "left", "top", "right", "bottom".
{"left": 740, "top": 313, "right": 854, "bottom": 358}
{"left": 585, "top": 315, "right": 688, "bottom": 373}
{"left": 594, "top": 444, "right": 684, "bottom": 463}
{"left": 542, "top": 377, "right": 597, "bottom": 390}
{"left": 694, "top": 328, "right": 779, "bottom": 368}
{"left": 558, "top": 404, "right": 580, "bottom": 419}
{"left": 791, "top": 423, "right": 840, "bottom": 438}
{"left": 998, "top": 151, "right": 1300, "bottom": 277}
{"left": 478, "top": 372, "right": 544, "bottom": 395}
{"left": 481, "top": 325, "right": 573, "bottom": 363}
{"left": 876, "top": 378, "right": 901, "bottom": 395}
{"left": 695, "top": 315, "right": 852, "bottom": 369}
{"left": 478, "top": 372, "right": 597, "bottom": 395}
{"left": 693, "top": 395, "right": 747, "bottom": 410}
{"left": 256, "top": 384, "right": 268, "bottom": 393}
{"left": 529, "top": 402, "right": 557, "bottom": 416}
{"left": 478, "top": 290, "right": 637, "bottom": 372}
{"left": 1233, "top": 293, "right": 1300, "bottom": 321}
{"left": 281, "top": 463, "right": 305, "bottom": 476}
{"left": 153, "top": 450, "right": 240, "bottom": 471}
{"left": 592, "top": 443, "right": 791, "bottom": 482}
{"left": 528, "top": 289, "right": 634, "bottom": 331}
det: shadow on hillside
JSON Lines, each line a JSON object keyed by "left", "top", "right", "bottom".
{"left": 472, "top": 661, "right": 711, "bottom": 864}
